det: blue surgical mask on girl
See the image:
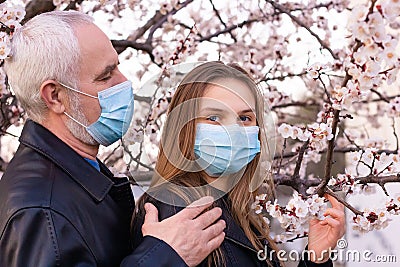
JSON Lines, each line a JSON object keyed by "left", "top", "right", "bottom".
{"left": 194, "top": 123, "right": 261, "bottom": 177}
{"left": 61, "top": 80, "right": 134, "bottom": 146}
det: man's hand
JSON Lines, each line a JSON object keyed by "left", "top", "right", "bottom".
{"left": 141, "top": 196, "right": 226, "bottom": 267}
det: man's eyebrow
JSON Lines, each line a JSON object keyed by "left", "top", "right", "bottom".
{"left": 94, "top": 62, "right": 118, "bottom": 80}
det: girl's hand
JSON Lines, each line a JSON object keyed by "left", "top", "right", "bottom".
{"left": 307, "top": 194, "right": 346, "bottom": 263}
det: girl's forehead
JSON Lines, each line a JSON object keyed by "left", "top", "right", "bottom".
{"left": 200, "top": 79, "right": 256, "bottom": 111}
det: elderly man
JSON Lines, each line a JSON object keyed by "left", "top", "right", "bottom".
{"left": 0, "top": 11, "right": 225, "bottom": 267}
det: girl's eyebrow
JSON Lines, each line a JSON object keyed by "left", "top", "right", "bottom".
{"left": 240, "top": 109, "right": 255, "bottom": 113}
{"left": 199, "top": 107, "right": 256, "bottom": 114}
{"left": 199, "top": 107, "right": 227, "bottom": 113}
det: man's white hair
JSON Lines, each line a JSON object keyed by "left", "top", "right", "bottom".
{"left": 4, "top": 10, "right": 94, "bottom": 123}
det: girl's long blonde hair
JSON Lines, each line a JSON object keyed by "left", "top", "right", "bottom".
{"left": 134, "top": 61, "right": 279, "bottom": 266}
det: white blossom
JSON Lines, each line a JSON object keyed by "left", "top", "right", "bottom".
{"left": 351, "top": 21, "right": 370, "bottom": 42}
{"left": 278, "top": 123, "right": 293, "bottom": 139}
{"left": 350, "top": 5, "right": 369, "bottom": 23}
{"left": 381, "top": 0, "right": 400, "bottom": 21}
{"left": 386, "top": 97, "right": 400, "bottom": 118}
{"left": 307, "top": 62, "right": 325, "bottom": 79}
{"left": 0, "top": 32, "right": 10, "bottom": 59}
{"left": 353, "top": 207, "right": 392, "bottom": 233}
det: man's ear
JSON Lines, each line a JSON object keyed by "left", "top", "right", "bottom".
{"left": 40, "top": 80, "right": 67, "bottom": 114}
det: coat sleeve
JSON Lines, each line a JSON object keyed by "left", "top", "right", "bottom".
{"left": 120, "top": 236, "right": 187, "bottom": 267}
{"left": 298, "top": 259, "right": 333, "bottom": 267}
{"left": 298, "top": 245, "right": 333, "bottom": 267}
{"left": 121, "top": 196, "right": 187, "bottom": 267}
{"left": 0, "top": 208, "right": 96, "bottom": 267}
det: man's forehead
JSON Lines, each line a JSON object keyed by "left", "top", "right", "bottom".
{"left": 75, "top": 23, "right": 118, "bottom": 79}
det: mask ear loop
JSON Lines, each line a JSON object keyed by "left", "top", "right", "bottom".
{"left": 63, "top": 111, "right": 88, "bottom": 128}
{"left": 58, "top": 81, "right": 98, "bottom": 99}
{"left": 58, "top": 81, "right": 95, "bottom": 128}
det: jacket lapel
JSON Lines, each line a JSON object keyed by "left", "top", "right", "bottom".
{"left": 19, "top": 120, "right": 114, "bottom": 202}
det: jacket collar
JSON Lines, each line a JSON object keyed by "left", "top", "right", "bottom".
{"left": 19, "top": 120, "right": 114, "bottom": 202}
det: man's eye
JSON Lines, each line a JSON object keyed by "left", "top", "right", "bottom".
{"left": 207, "top": 115, "right": 220, "bottom": 122}
{"left": 100, "top": 76, "right": 111, "bottom": 81}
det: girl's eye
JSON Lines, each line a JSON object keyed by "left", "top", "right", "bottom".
{"left": 207, "top": 115, "right": 220, "bottom": 122}
{"left": 239, "top": 115, "right": 251, "bottom": 122}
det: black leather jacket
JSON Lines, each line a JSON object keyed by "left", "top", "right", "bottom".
{"left": 0, "top": 120, "right": 185, "bottom": 267}
{"left": 132, "top": 186, "right": 333, "bottom": 267}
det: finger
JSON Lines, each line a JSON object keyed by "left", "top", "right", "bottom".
{"left": 309, "top": 218, "right": 321, "bottom": 226}
{"left": 319, "top": 220, "right": 328, "bottom": 225}
{"left": 320, "top": 217, "right": 341, "bottom": 228}
{"left": 322, "top": 215, "right": 346, "bottom": 234}
{"left": 143, "top": 202, "right": 159, "bottom": 224}
{"left": 206, "top": 232, "right": 225, "bottom": 252}
{"left": 322, "top": 217, "right": 345, "bottom": 237}
{"left": 187, "top": 196, "right": 215, "bottom": 208}
{"left": 202, "top": 219, "right": 226, "bottom": 240}
{"left": 178, "top": 196, "right": 215, "bottom": 220}
{"left": 194, "top": 207, "right": 223, "bottom": 230}
{"left": 324, "top": 194, "right": 344, "bottom": 210}
{"left": 324, "top": 208, "right": 345, "bottom": 221}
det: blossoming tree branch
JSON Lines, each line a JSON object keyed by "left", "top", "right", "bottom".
{"left": 1, "top": 0, "right": 400, "bottom": 242}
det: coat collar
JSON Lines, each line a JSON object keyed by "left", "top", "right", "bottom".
{"left": 19, "top": 120, "right": 114, "bottom": 202}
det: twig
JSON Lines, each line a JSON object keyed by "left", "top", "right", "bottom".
{"left": 276, "top": 138, "right": 286, "bottom": 176}
{"left": 259, "top": 71, "right": 308, "bottom": 83}
{"left": 274, "top": 146, "right": 397, "bottom": 160}
{"left": 273, "top": 173, "right": 322, "bottom": 195}
{"left": 318, "top": 76, "right": 332, "bottom": 104}
{"left": 292, "top": 141, "right": 309, "bottom": 180}
{"left": 63, "top": 0, "right": 84, "bottom": 10}
{"left": 271, "top": 101, "right": 319, "bottom": 110}
{"left": 278, "top": 234, "right": 308, "bottom": 243}
{"left": 392, "top": 118, "right": 399, "bottom": 152}
{"left": 146, "top": 0, "right": 195, "bottom": 45}
{"left": 265, "top": 0, "right": 338, "bottom": 60}
{"left": 357, "top": 173, "right": 400, "bottom": 193}
{"left": 102, "top": 145, "right": 121, "bottom": 165}
{"left": 1, "top": 130, "right": 19, "bottom": 138}
{"left": 198, "top": 19, "right": 258, "bottom": 42}
{"left": 325, "top": 187, "right": 363, "bottom": 216}
{"left": 370, "top": 88, "right": 390, "bottom": 103}
{"left": 316, "top": 0, "right": 372, "bottom": 194}
{"left": 208, "top": 0, "right": 237, "bottom": 42}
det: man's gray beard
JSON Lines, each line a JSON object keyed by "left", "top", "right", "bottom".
{"left": 65, "top": 93, "right": 98, "bottom": 146}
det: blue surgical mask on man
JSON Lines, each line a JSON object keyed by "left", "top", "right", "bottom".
{"left": 194, "top": 123, "right": 261, "bottom": 177}
{"left": 61, "top": 80, "right": 134, "bottom": 146}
